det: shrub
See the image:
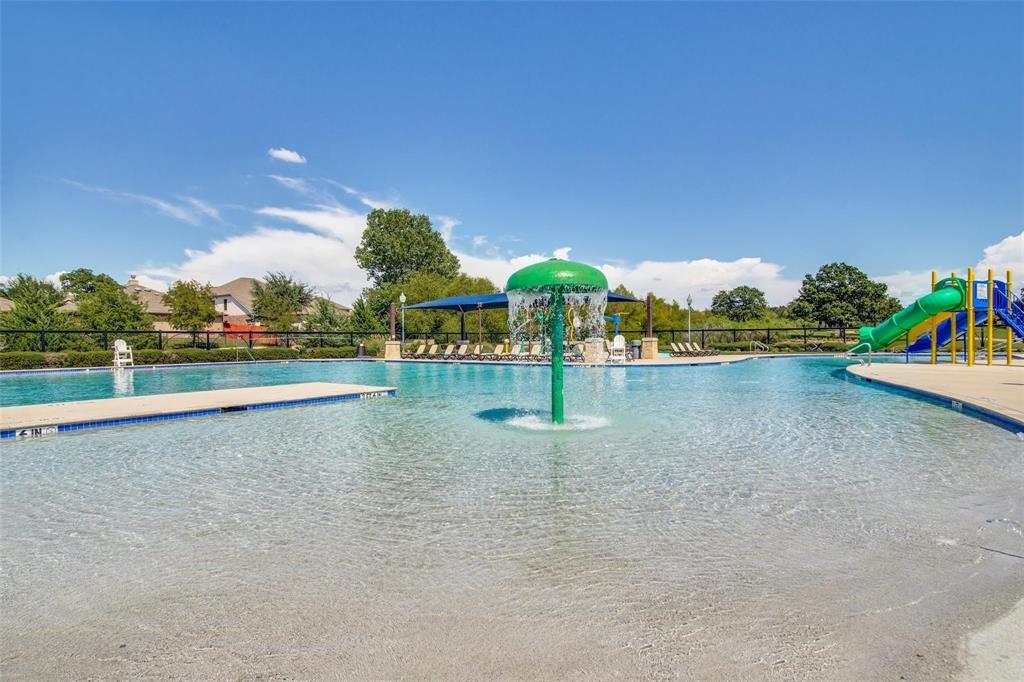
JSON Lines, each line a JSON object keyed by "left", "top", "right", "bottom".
{"left": 0, "top": 352, "right": 47, "bottom": 370}
{"left": 301, "top": 346, "right": 357, "bottom": 359}
{"left": 65, "top": 350, "right": 115, "bottom": 367}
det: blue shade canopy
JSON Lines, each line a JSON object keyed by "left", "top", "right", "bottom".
{"left": 402, "top": 291, "right": 641, "bottom": 312}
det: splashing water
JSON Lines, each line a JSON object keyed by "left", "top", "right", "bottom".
{"left": 506, "top": 288, "right": 609, "bottom": 348}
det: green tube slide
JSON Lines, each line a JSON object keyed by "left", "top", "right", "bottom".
{"left": 852, "top": 278, "right": 966, "bottom": 353}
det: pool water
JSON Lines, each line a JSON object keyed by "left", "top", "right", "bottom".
{"left": 1, "top": 358, "right": 1022, "bottom": 679}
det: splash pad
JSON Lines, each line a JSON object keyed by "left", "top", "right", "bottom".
{"left": 505, "top": 259, "right": 610, "bottom": 424}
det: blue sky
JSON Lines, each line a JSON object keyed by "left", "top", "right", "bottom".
{"left": 2, "top": 2, "right": 1021, "bottom": 305}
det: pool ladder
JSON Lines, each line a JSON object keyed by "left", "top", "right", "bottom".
{"left": 235, "top": 346, "right": 256, "bottom": 362}
{"left": 749, "top": 340, "right": 769, "bottom": 352}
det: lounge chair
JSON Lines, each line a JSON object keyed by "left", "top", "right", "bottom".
{"left": 508, "top": 343, "right": 530, "bottom": 362}
{"left": 668, "top": 342, "right": 687, "bottom": 357}
{"left": 402, "top": 343, "right": 425, "bottom": 359}
{"left": 423, "top": 344, "right": 439, "bottom": 359}
{"left": 608, "top": 335, "right": 627, "bottom": 363}
{"left": 451, "top": 343, "right": 469, "bottom": 360}
{"left": 467, "top": 344, "right": 482, "bottom": 360}
{"left": 527, "top": 343, "right": 544, "bottom": 362}
{"left": 684, "top": 342, "right": 714, "bottom": 356}
{"left": 113, "top": 339, "right": 134, "bottom": 367}
{"left": 484, "top": 343, "right": 505, "bottom": 360}
{"left": 439, "top": 343, "right": 456, "bottom": 359}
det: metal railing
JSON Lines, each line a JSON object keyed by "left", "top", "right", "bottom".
{"left": 0, "top": 325, "right": 879, "bottom": 353}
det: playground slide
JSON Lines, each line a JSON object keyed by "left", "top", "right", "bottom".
{"left": 906, "top": 310, "right": 988, "bottom": 353}
{"left": 853, "top": 279, "right": 965, "bottom": 353}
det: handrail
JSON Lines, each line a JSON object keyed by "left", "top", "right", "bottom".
{"left": 749, "top": 340, "right": 769, "bottom": 352}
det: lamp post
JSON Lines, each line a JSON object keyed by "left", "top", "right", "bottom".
{"left": 686, "top": 294, "right": 693, "bottom": 342}
{"left": 399, "top": 292, "right": 406, "bottom": 343}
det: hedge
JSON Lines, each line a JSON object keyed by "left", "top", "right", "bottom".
{"left": 0, "top": 346, "right": 359, "bottom": 370}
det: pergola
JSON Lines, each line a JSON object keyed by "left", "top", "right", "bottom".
{"left": 400, "top": 291, "right": 643, "bottom": 341}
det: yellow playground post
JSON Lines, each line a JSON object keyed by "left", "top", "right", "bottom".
{"left": 950, "top": 272, "right": 957, "bottom": 364}
{"left": 986, "top": 269, "right": 994, "bottom": 366}
{"left": 966, "top": 267, "right": 975, "bottom": 366}
{"left": 1008, "top": 270, "right": 1014, "bottom": 366}
{"left": 929, "top": 271, "right": 937, "bottom": 365}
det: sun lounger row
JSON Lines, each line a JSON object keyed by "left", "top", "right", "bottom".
{"left": 400, "top": 342, "right": 589, "bottom": 362}
{"left": 669, "top": 341, "right": 715, "bottom": 356}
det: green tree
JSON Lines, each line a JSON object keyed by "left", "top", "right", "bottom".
{"left": 251, "top": 272, "right": 314, "bottom": 328}
{"left": 163, "top": 280, "right": 217, "bottom": 331}
{"left": 0, "top": 274, "right": 72, "bottom": 350}
{"left": 710, "top": 286, "right": 769, "bottom": 322}
{"left": 303, "top": 297, "right": 349, "bottom": 332}
{"left": 348, "top": 297, "right": 385, "bottom": 332}
{"left": 59, "top": 268, "right": 119, "bottom": 297}
{"left": 354, "top": 208, "right": 460, "bottom": 287}
{"left": 789, "top": 262, "right": 902, "bottom": 326}
{"left": 74, "top": 283, "right": 153, "bottom": 331}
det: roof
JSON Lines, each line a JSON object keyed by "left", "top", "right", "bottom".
{"left": 125, "top": 280, "right": 171, "bottom": 315}
{"left": 403, "top": 291, "right": 641, "bottom": 312}
{"left": 212, "top": 277, "right": 260, "bottom": 314}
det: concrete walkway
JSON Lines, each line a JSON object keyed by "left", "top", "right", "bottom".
{"left": 1, "top": 382, "right": 396, "bottom": 435}
{"left": 847, "top": 363, "right": 1024, "bottom": 428}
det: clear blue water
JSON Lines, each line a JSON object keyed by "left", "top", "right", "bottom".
{"left": 2, "top": 357, "right": 1022, "bottom": 678}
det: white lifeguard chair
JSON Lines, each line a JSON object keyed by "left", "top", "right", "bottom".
{"left": 609, "top": 334, "right": 627, "bottom": 364}
{"left": 113, "top": 339, "right": 134, "bottom": 367}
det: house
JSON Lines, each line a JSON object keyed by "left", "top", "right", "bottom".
{"left": 125, "top": 275, "right": 186, "bottom": 331}
{"left": 211, "top": 276, "right": 352, "bottom": 326}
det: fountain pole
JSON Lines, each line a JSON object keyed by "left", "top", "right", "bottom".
{"left": 550, "top": 293, "right": 565, "bottom": 424}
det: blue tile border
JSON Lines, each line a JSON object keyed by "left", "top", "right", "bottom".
{"left": 1, "top": 388, "right": 396, "bottom": 441}
{"left": 845, "top": 368, "right": 1024, "bottom": 435}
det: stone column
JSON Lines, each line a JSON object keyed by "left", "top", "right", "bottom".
{"left": 641, "top": 337, "right": 659, "bottom": 360}
{"left": 384, "top": 340, "right": 402, "bottom": 359}
{"left": 583, "top": 338, "right": 606, "bottom": 364}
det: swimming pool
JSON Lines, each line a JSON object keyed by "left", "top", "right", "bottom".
{"left": 2, "top": 357, "right": 1021, "bottom": 678}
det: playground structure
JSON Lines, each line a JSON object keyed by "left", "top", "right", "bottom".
{"left": 852, "top": 269, "right": 1023, "bottom": 365}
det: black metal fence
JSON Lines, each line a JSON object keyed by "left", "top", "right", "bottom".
{"left": 0, "top": 326, "right": 877, "bottom": 353}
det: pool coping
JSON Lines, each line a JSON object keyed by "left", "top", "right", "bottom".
{"left": 1, "top": 382, "right": 396, "bottom": 441}
{"left": 845, "top": 365, "right": 1024, "bottom": 434}
{"left": 0, "top": 358, "right": 376, "bottom": 377}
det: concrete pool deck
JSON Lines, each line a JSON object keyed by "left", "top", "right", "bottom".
{"left": 387, "top": 352, "right": 773, "bottom": 366}
{"left": 847, "top": 363, "right": 1024, "bottom": 430}
{"left": 0, "top": 382, "right": 396, "bottom": 439}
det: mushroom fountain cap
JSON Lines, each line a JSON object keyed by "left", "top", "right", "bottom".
{"left": 505, "top": 258, "right": 608, "bottom": 293}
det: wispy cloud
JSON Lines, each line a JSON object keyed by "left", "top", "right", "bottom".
{"left": 61, "top": 179, "right": 216, "bottom": 226}
{"left": 434, "top": 215, "right": 460, "bottom": 243}
{"left": 322, "top": 180, "right": 396, "bottom": 210}
{"left": 267, "top": 175, "right": 313, "bottom": 195}
{"left": 267, "top": 147, "right": 307, "bottom": 164}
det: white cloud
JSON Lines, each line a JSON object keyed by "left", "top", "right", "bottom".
{"left": 471, "top": 235, "right": 488, "bottom": 249}
{"left": 138, "top": 227, "right": 367, "bottom": 302}
{"left": 62, "top": 179, "right": 215, "bottom": 226}
{"left": 322, "top": 180, "right": 396, "bottom": 210}
{"left": 267, "top": 175, "right": 313, "bottom": 195}
{"left": 977, "top": 231, "right": 1023, "bottom": 275}
{"left": 434, "top": 215, "right": 460, "bottom": 243}
{"left": 182, "top": 196, "right": 221, "bottom": 221}
{"left": 874, "top": 231, "right": 1023, "bottom": 304}
{"left": 267, "top": 147, "right": 307, "bottom": 164}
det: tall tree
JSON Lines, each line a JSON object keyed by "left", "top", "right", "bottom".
{"left": 163, "top": 280, "right": 217, "bottom": 331}
{"left": 789, "top": 262, "right": 902, "bottom": 326}
{"left": 251, "top": 272, "right": 314, "bottom": 328}
{"left": 59, "top": 268, "right": 119, "bottom": 297}
{"left": 74, "top": 283, "right": 153, "bottom": 331}
{"left": 0, "top": 274, "right": 72, "bottom": 350}
{"left": 354, "top": 208, "right": 460, "bottom": 287}
{"left": 710, "top": 286, "right": 769, "bottom": 322}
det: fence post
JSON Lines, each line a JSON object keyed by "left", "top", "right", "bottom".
{"left": 158, "top": 331, "right": 163, "bottom": 350}
{"left": 206, "top": 331, "right": 211, "bottom": 350}
{"left": 803, "top": 328, "right": 807, "bottom": 345}
{"left": 248, "top": 330, "right": 253, "bottom": 349}
{"left": 701, "top": 329, "right": 706, "bottom": 347}
{"left": 732, "top": 329, "right": 737, "bottom": 343}
{"left": 103, "top": 331, "right": 109, "bottom": 350}
{"left": 39, "top": 331, "right": 46, "bottom": 352}
{"left": 766, "top": 328, "right": 771, "bottom": 344}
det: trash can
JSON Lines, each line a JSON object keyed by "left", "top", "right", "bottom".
{"left": 631, "top": 339, "right": 642, "bottom": 360}
{"left": 357, "top": 342, "right": 365, "bottom": 358}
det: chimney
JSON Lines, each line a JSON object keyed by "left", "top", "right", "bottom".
{"left": 128, "top": 274, "right": 139, "bottom": 287}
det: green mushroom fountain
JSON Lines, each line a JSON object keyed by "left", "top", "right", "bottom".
{"left": 505, "top": 258, "right": 609, "bottom": 424}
